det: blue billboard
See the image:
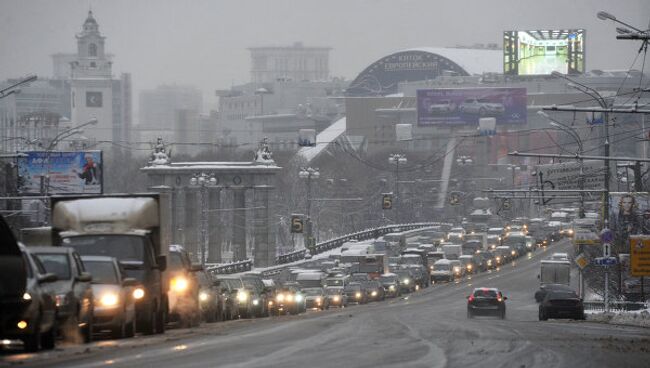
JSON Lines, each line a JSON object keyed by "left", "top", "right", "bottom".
{"left": 18, "top": 151, "right": 103, "bottom": 195}
{"left": 417, "top": 87, "right": 527, "bottom": 126}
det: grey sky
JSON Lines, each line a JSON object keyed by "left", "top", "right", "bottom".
{"left": 1, "top": 0, "right": 648, "bottom": 114}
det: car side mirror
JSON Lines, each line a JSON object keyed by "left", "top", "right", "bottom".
{"left": 190, "top": 263, "right": 203, "bottom": 272}
{"left": 156, "top": 255, "right": 167, "bottom": 271}
{"left": 38, "top": 272, "right": 58, "bottom": 284}
{"left": 76, "top": 272, "right": 92, "bottom": 283}
{"left": 122, "top": 278, "right": 138, "bottom": 287}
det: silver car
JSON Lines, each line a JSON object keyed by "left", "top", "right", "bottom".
{"left": 82, "top": 256, "right": 137, "bottom": 339}
{"left": 459, "top": 98, "right": 505, "bottom": 116}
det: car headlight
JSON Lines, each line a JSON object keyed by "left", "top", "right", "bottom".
{"left": 355, "top": 292, "right": 362, "bottom": 299}
{"left": 454, "top": 267, "right": 461, "bottom": 273}
{"left": 100, "top": 292, "right": 120, "bottom": 307}
{"left": 199, "top": 291, "right": 209, "bottom": 302}
{"left": 467, "top": 264, "right": 473, "bottom": 270}
{"left": 511, "top": 250, "right": 516, "bottom": 256}
{"left": 496, "top": 256, "right": 501, "bottom": 261}
{"left": 276, "top": 293, "right": 285, "bottom": 302}
{"left": 133, "top": 288, "right": 145, "bottom": 300}
{"left": 55, "top": 294, "right": 69, "bottom": 307}
{"left": 295, "top": 294, "right": 303, "bottom": 302}
{"left": 430, "top": 265, "right": 434, "bottom": 270}
{"left": 252, "top": 299, "right": 259, "bottom": 306}
{"left": 170, "top": 277, "right": 189, "bottom": 293}
{"left": 333, "top": 296, "right": 340, "bottom": 302}
{"left": 316, "top": 297, "right": 322, "bottom": 304}
{"left": 389, "top": 285, "right": 396, "bottom": 291}
{"left": 23, "top": 292, "right": 32, "bottom": 301}
{"left": 403, "top": 279, "right": 410, "bottom": 285}
{"left": 237, "top": 291, "right": 249, "bottom": 302}
{"left": 371, "top": 291, "right": 378, "bottom": 297}
{"left": 487, "top": 260, "right": 493, "bottom": 266}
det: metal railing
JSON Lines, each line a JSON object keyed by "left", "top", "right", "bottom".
{"left": 583, "top": 300, "right": 648, "bottom": 312}
{"left": 208, "top": 222, "right": 450, "bottom": 275}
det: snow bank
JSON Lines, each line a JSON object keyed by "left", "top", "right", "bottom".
{"left": 587, "top": 308, "right": 650, "bottom": 328}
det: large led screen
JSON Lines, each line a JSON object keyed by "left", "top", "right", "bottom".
{"left": 504, "top": 30, "right": 585, "bottom": 76}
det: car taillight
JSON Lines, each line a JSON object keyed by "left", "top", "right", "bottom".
{"left": 468, "top": 295, "right": 474, "bottom": 302}
{"left": 497, "top": 296, "right": 503, "bottom": 302}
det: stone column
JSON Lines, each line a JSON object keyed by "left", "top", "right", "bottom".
{"left": 171, "top": 187, "right": 181, "bottom": 244}
{"left": 206, "top": 188, "right": 222, "bottom": 263}
{"left": 253, "top": 186, "right": 273, "bottom": 267}
{"left": 232, "top": 188, "right": 247, "bottom": 261}
{"left": 184, "top": 189, "right": 198, "bottom": 259}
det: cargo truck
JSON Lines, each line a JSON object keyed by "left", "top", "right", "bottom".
{"left": 51, "top": 194, "right": 171, "bottom": 335}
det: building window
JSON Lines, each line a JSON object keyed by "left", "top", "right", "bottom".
{"left": 90, "top": 62, "right": 96, "bottom": 68}
{"left": 89, "top": 43, "right": 97, "bottom": 57}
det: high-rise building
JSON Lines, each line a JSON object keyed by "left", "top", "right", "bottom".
{"left": 248, "top": 42, "right": 331, "bottom": 83}
{"left": 139, "top": 85, "right": 203, "bottom": 130}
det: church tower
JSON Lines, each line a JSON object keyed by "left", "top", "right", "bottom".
{"left": 70, "top": 10, "right": 114, "bottom": 143}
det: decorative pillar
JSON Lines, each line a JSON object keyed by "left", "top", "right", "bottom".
{"left": 207, "top": 188, "right": 222, "bottom": 263}
{"left": 232, "top": 188, "right": 247, "bottom": 261}
{"left": 253, "top": 186, "right": 273, "bottom": 267}
{"left": 184, "top": 189, "right": 198, "bottom": 259}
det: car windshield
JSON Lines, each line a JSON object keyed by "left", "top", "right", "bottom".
{"left": 324, "top": 278, "right": 345, "bottom": 287}
{"left": 474, "top": 289, "right": 498, "bottom": 298}
{"left": 168, "top": 252, "right": 185, "bottom": 271}
{"left": 434, "top": 264, "right": 450, "bottom": 271}
{"left": 325, "top": 288, "right": 342, "bottom": 295}
{"left": 302, "top": 288, "right": 323, "bottom": 296}
{"left": 379, "top": 275, "right": 397, "bottom": 283}
{"left": 63, "top": 235, "right": 146, "bottom": 263}
{"left": 35, "top": 253, "right": 71, "bottom": 280}
{"left": 84, "top": 260, "right": 118, "bottom": 284}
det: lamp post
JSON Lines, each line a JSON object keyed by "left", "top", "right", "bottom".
{"left": 388, "top": 154, "right": 407, "bottom": 222}
{"left": 299, "top": 167, "right": 319, "bottom": 249}
{"left": 190, "top": 172, "right": 217, "bottom": 265}
{"left": 539, "top": 110, "right": 586, "bottom": 218}
{"left": 551, "top": 71, "right": 610, "bottom": 226}
{"left": 255, "top": 87, "right": 271, "bottom": 116}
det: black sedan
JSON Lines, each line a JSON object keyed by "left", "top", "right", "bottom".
{"left": 534, "top": 283, "right": 575, "bottom": 303}
{"left": 539, "top": 290, "right": 585, "bottom": 321}
{"left": 467, "top": 288, "right": 507, "bottom": 319}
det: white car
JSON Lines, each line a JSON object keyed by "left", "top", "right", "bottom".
{"left": 459, "top": 98, "right": 505, "bottom": 116}
{"left": 428, "top": 99, "right": 457, "bottom": 115}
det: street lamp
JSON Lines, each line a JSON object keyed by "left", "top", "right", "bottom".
{"left": 388, "top": 154, "right": 407, "bottom": 222}
{"left": 299, "top": 167, "right": 319, "bottom": 249}
{"left": 255, "top": 87, "right": 272, "bottom": 116}
{"left": 597, "top": 11, "right": 649, "bottom": 40}
{"left": 551, "top": 71, "right": 610, "bottom": 226}
{"left": 190, "top": 172, "right": 217, "bottom": 265}
{"left": 539, "top": 111, "right": 586, "bottom": 218}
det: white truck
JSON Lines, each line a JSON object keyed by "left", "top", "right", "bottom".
{"left": 441, "top": 244, "right": 462, "bottom": 260}
{"left": 539, "top": 259, "right": 571, "bottom": 286}
{"left": 51, "top": 194, "right": 171, "bottom": 335}
{"left": 430, "top": 259, "right": 454, "bottom": 282}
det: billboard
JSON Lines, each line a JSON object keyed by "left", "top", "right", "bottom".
{"left": 503, "top": 29, "right": 585, "bottom": 75}
{"left": 609, "top": 193, "right": 650, "bottom": 254}
{"left": 18, "top": 151, "right": 103, "bottom": 195}
{"left": 534, "top": 160, "right": 605, "bottom": 191}
{"left": 629, "top": 236, "right": 650, "bottom": 277}
{"left": 416, "top": 88, "right": 527, "bottom": 126}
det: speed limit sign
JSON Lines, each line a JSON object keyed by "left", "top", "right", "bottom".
{"left": 502, "top": 198, "right": 512, "bottom": 210}
{"left": 290, "top": 215, "right": 304, "bottom": 233}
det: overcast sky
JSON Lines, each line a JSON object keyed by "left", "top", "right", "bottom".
{"left": 1, "top": 0, "right": 648, "bottom": 113}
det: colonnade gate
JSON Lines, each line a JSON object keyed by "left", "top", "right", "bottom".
{"left": 141, "top": 139, "right": 280, "bottom": 267}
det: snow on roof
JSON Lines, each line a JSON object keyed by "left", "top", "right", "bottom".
{"left": 403, "top": 47, "right": 503, "bottom": 75}
{"left": 297, "top": 116, "right": 346, "bottom": 163}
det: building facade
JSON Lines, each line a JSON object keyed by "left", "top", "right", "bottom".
{"left": 249, "top": 42, "right": 331, "bottom": 83}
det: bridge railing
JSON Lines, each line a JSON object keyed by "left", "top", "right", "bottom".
{"left": 209, "top": 222, "right": 450, "bottom": 275}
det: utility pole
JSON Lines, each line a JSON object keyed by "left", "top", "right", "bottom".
{"left": 389, "top": 154, "right": 407, "bottom": 222}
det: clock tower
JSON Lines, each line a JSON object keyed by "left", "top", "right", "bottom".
{"left": 70, "top": 10, "right": 114, "bottom": 143}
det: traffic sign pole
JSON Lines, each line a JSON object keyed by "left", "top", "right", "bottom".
{"left": 605, "top": 268, "right": 609, "bottom": 313}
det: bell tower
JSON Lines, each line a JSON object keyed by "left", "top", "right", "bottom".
{"left": 70, "top": 10, "right": 113, "bottom": 143}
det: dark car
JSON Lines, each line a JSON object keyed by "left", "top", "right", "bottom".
{"left": 539, "top": 290, "right": 585, "bottom": 321}
{"left": 394, "top": 269, "right": 416, "bottom": 293}
{"left": 273, "top": 284, "right": 306, "bottom": 315}
{"left": 32, "top": 246, "right": 94, "bottom": 343}
{"left": 366, "top": 280, "right": 386, "bottom": 302}
{"left": 379, "top": 273, "right": 401, "bottom": 298}
{"left": 1, "top": 242, "right": 58, "bottom": 352}
{"left": 82, "top": 255, "right": 138, "bottom": 338}
{"left": 197, "top": 270, "right": 223, "bottom": 323}
{"left": 324, "top": 287, "right": 347, "bottom": 308}
{"left": 344, "top": 282, "right": 368, "bottom": 304}
{"left": 302, "top": 287, "right": 328, "bottom": 310}
{"left": 241, "top": 274, "right": 270, "bottom": 317}
{"left": 467, "top": 288, "right": 507, "bottom": 319}
{"left": 534, "top": 283, "right": 575, "bottom": 303}
{"left": 219, "top": 277, "right": 253, "bottom": 318}
{"left": 217, "top": 278, "right": 242, "bottom": 320}
{"left": 166, "top": 245, "right": 202, "bottom": 327}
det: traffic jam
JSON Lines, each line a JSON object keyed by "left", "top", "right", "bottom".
{"left": 0, "top": 194, "right": 586, "bottom": 353}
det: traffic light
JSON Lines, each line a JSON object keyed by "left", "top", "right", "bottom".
{"left": 290, "top": 215, "right": 304, "bottom": 233}
{"left": 449, "top": 192, "right": 461, "bottom": 206}
{"left": 382, "top": 193, "right": 393, "bottom": 210}
{"left": 502, "top": 198, "right": 512, "bottom": 210}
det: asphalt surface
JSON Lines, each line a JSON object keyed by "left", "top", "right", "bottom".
{"left": 3, "top": 239, "right": 650, "bottom": 368}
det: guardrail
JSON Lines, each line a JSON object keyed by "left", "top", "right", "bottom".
{"left": 206, "top": 259, "right": 253, "bottom": 275}
{"left": 208, "top": 222, "right": 450, "bottom": 275}
{"left": 583, "top": 300, "right": 648, "bottom": 312}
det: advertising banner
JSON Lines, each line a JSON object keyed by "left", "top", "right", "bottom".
{"left": 609, "top": 193, "right": 650, "bottom": 253}
{"left": 416, "top": 87, "right": 527, "bottom": 126}
{"left": 18, "top": 151, "right": 103, "bottom": 195}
